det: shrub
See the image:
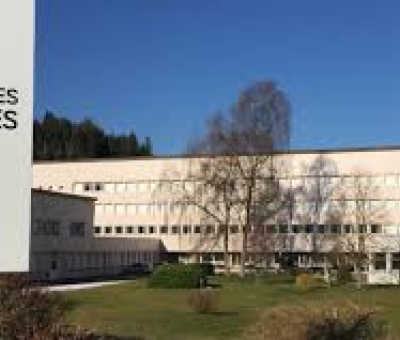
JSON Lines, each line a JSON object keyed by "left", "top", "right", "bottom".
{"left": 195, "top": 263, "right": 215, "bottom": 277}
{"left": 243, "top": 302, "right": 387, "bottom": 340}
{"left": 188, "top": 288, "right": 218, "bottom": 314}
{"left": 148, "top": 263, "right": 205, "bottom": 289}
{"left": 0, "top": 273, "right": 65, "bottom": 339}
{"left": 0, "top": 274, "right": 117, "bottom": 339}
{"left": 295, "top": 273, "right": 323, "bottom": 292}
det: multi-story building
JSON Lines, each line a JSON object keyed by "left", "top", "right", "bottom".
{"left": 33, "top": 146, "right": 400, "bottom": 284}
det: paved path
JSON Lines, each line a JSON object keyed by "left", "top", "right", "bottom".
{"left": 45, "top": 280, "right": 128, "bottom": 292}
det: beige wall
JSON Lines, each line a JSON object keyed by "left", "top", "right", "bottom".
{"left": 32, "top": 149, "right": 400, "bottom": 253}
{"left": 31, "top": 190, "right": 161, "bottom": 281}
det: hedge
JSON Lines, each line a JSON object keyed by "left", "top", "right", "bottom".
{"left": 148, "top": 263, "right": 210, "bottom": 289}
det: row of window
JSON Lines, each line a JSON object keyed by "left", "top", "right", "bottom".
{"left": 95, "top": 203, "right": 201, "bottom": 215}
{"left": 93, "top": 223, "right": 386, "bottom": 236}
{"left": 75, "top": 174, "right": 400, "bottom": 194}
{"left": 34, "top": 219, "right": 86, "bottom": 237}
{"left": 94, "top": 199, "right": 400, "bottom": 217}
{"left": 33, "top": 251, "right": 156, "bottom": 272}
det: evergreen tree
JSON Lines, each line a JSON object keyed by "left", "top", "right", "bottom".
{"left": 33, "top": 112, "right": 153, "bottom": 160}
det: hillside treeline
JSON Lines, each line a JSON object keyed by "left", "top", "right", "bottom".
{"left": 33, "top": 112, "right": 152, "bottom": 160}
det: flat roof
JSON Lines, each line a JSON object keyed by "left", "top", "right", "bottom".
{"left": 32, "top": 188, "right": 97, "bottom": 201}
{"left": 33, "top": 144, "right": 400, "bottom": 164}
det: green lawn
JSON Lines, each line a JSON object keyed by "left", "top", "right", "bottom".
{"left": 63, "top": 276, "right": 400, "bottom": 340}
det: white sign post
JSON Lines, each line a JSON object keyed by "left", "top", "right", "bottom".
{"left": 0, "top": 1, "right": 34, "bottom": 272}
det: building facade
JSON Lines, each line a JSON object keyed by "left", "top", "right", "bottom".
{"left": 33, "top": 147, "right": 400, "bottom": 284}
{"left": 31, "top": 189, "right": 162, "bottom": 281}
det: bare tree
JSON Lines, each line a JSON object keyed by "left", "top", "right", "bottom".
{"left": 295, "top": 154, "right": 340, "bottom": 283}
{"left": 183, "top": 80, "right": 291, "bottom": 276}
{"left": 329, "top": 171, "right": 389, "bottom": 288}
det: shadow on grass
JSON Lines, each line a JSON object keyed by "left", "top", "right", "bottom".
{"left": 200, "top": 310, "right": 239, "bottom": 317}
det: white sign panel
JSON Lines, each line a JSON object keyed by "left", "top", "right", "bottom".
{"left": 0, "top": 1, "right": 34, "bottom": 272}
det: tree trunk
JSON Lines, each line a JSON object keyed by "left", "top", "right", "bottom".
{"left": 323, "top": 256, "right": 331, "bottom": 287}
{"left": 355, "top": 264, "right": 362, "bottom": 289}
{"left": 224, "top": 226, "right": 230, "bottom": 275}
{"left": 240, "top": 226, "right": 248, "bottom": 278}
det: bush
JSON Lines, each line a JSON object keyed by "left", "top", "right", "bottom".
{"left": 0, "top": 274, "right": 65, "bottom": 339}
{"left": 148, "top": 263, "right": 205, "bottom": 289}
{"left": 295, "top": 273, "right": 323, "bottom": 292}
{"left": 188, "top": 288, "right": 218, "bottom": 314}
{"left": 195, "top": 263, "right": 215, "bottom": 277}
{"left": 0, "top": 274, "right": 119, "bottom": 339}
{"left": 243, "top": 302, "right": 387, "bottom": 340}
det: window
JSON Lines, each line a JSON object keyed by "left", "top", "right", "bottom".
{"left": 392, "top": 253, "right": 400, "bottom": 270}
{"left": 49, "top": 220, "right": 60, "bottom": 236}
{"left": 84, "top": 183, "right": 91, "bottom": 191}
{"left": 205, "top": 225, "right": 214, "bottom": 234}
{"left": 126, "top": 226, "right": 134, "bottom": 234}
{"left": 115, "top": 226, "right": 123, "bottom": 234}
{"left": 105, "top": 226, "right": 112, "bottom": 234}
{"left": 279, "top": 224, "right": 288, "bottom": 234}
{"left": 292, "top": 224, "right": 302, "bottom": 233}
{"left": 387, "top": 200, "right": 398, "bottom": 211}
{"left": 104, "top": 204, "right": 114, "bottom": 215}
{"left": 371, "top": 176, "right": 384, "bottom": 186}
{"left": 116, "top": 183, "right": 126, "bottom": 193}
{"left": 35, "top": 219, "right": 60, "bottom": 236}
{"left": 171, "top": 225, "right": 180, "bottom": 234}
{"left": 138, "top": 226, "right": 146, "bottom": 234}
{"left": 73, "top": 183, "right": 84, "bottom": 192}
{"left": 148, "top": 226, "right": 156, "bottom": 234}
{"left": 127, "top": 182, "right": 136, "bottom": 192}
{"left": 160, "top": 225, "right": 168, "bottom": 234}
{"left": 291, "top": 178, "right": 303, "bottom": 188}
{"left": 183, "top": 225, "right": 191, "bottom": 234}
{"left": 358, "top": 225, "right": 367, "bottom": 234}
{"left": 69, "top": 222, "right": 85, "bottom": 237}
{"left": 385, "top": 175, "right": 398, "bottom": 187}
{"left": 104, "top": 183, "right": 115, "bottom": 193}
{"left": 358, "top": 176, "right": 370, "bottom": 186}
{"left": 94, "top": 226, "right": 101, "bottom": 234}
{"left": 138, "top": 182, "right": 148, "bottom": 192}
{"left": 305, "top": 224, "right": 314, "bottom": 234}
{"left": 138, "top": 204, "right": 147, "bottom": 214}
{"left": 194, "top": 225, "right": 201, "bottom": 234}
{"left": 266, "top": 225, "right": 276, "bottom": 233}
{"left": 331, "top": 225, "right": 341, "bottom": 234}
{"left": 342, "top": 176, "right": 354, "bottom": 187}
{"left": 115, "top": 204, "right": 125, "bottom": 215}
{"left": 374, "top": 253, "right": 386, "bottom": 270}
{"left": 94, "top": 183, "right": 103, "bottom": 191}
{"left": 230, "top": 225, "right": 239, "bottom": 234}
{"left": 317, "top": 225, "right": 326, "bottom": 234}
{"left": 370, "top": 224, "right": 382, "bottom": 234}
{"left": 127, "top": 204, "right": 137, "bottom": 215}
{"left": 344, "top": 224, "right": 353, "bottom": 234}
{"left": 95, "top": 204, "right": 104, "bottom": 215}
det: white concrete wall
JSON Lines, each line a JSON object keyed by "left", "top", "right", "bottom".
{"left": 31, "top": 190, "right": 161, "bottom": 281}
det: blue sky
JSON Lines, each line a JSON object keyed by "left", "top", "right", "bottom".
{"left": 35, "top": 0, "right": 400, "bottom": 154}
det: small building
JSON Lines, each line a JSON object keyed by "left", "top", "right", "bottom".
{"left": 31, "top": 189, "right": 162, "bottom": 281}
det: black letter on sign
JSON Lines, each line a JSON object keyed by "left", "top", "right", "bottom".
{"left": 3, "top": 110, "right": 18, "bottom": 129}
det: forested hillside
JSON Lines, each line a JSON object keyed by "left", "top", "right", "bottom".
{"left": 33, "top": 112, "right": 152, "bottom": 160}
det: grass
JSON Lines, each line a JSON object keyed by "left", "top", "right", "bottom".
{"left": 63, "top": 275, "right": 400, "bottom": 340}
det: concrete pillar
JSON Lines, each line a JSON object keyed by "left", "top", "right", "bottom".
{"left": 386, "top": 253, "right": 392, "bottom": 273}
{"left": 297, "top": 254, "right": 302, "bottom": 268}
{"left": 368, "top": 253, "right": 374, "bottom": 273}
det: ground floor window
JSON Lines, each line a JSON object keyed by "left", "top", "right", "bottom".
{"left": 392, "top": 253, "right": 400, "bottom": 270}
{"left": 374, "top": 253, "right": 386, "bottom": 270}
